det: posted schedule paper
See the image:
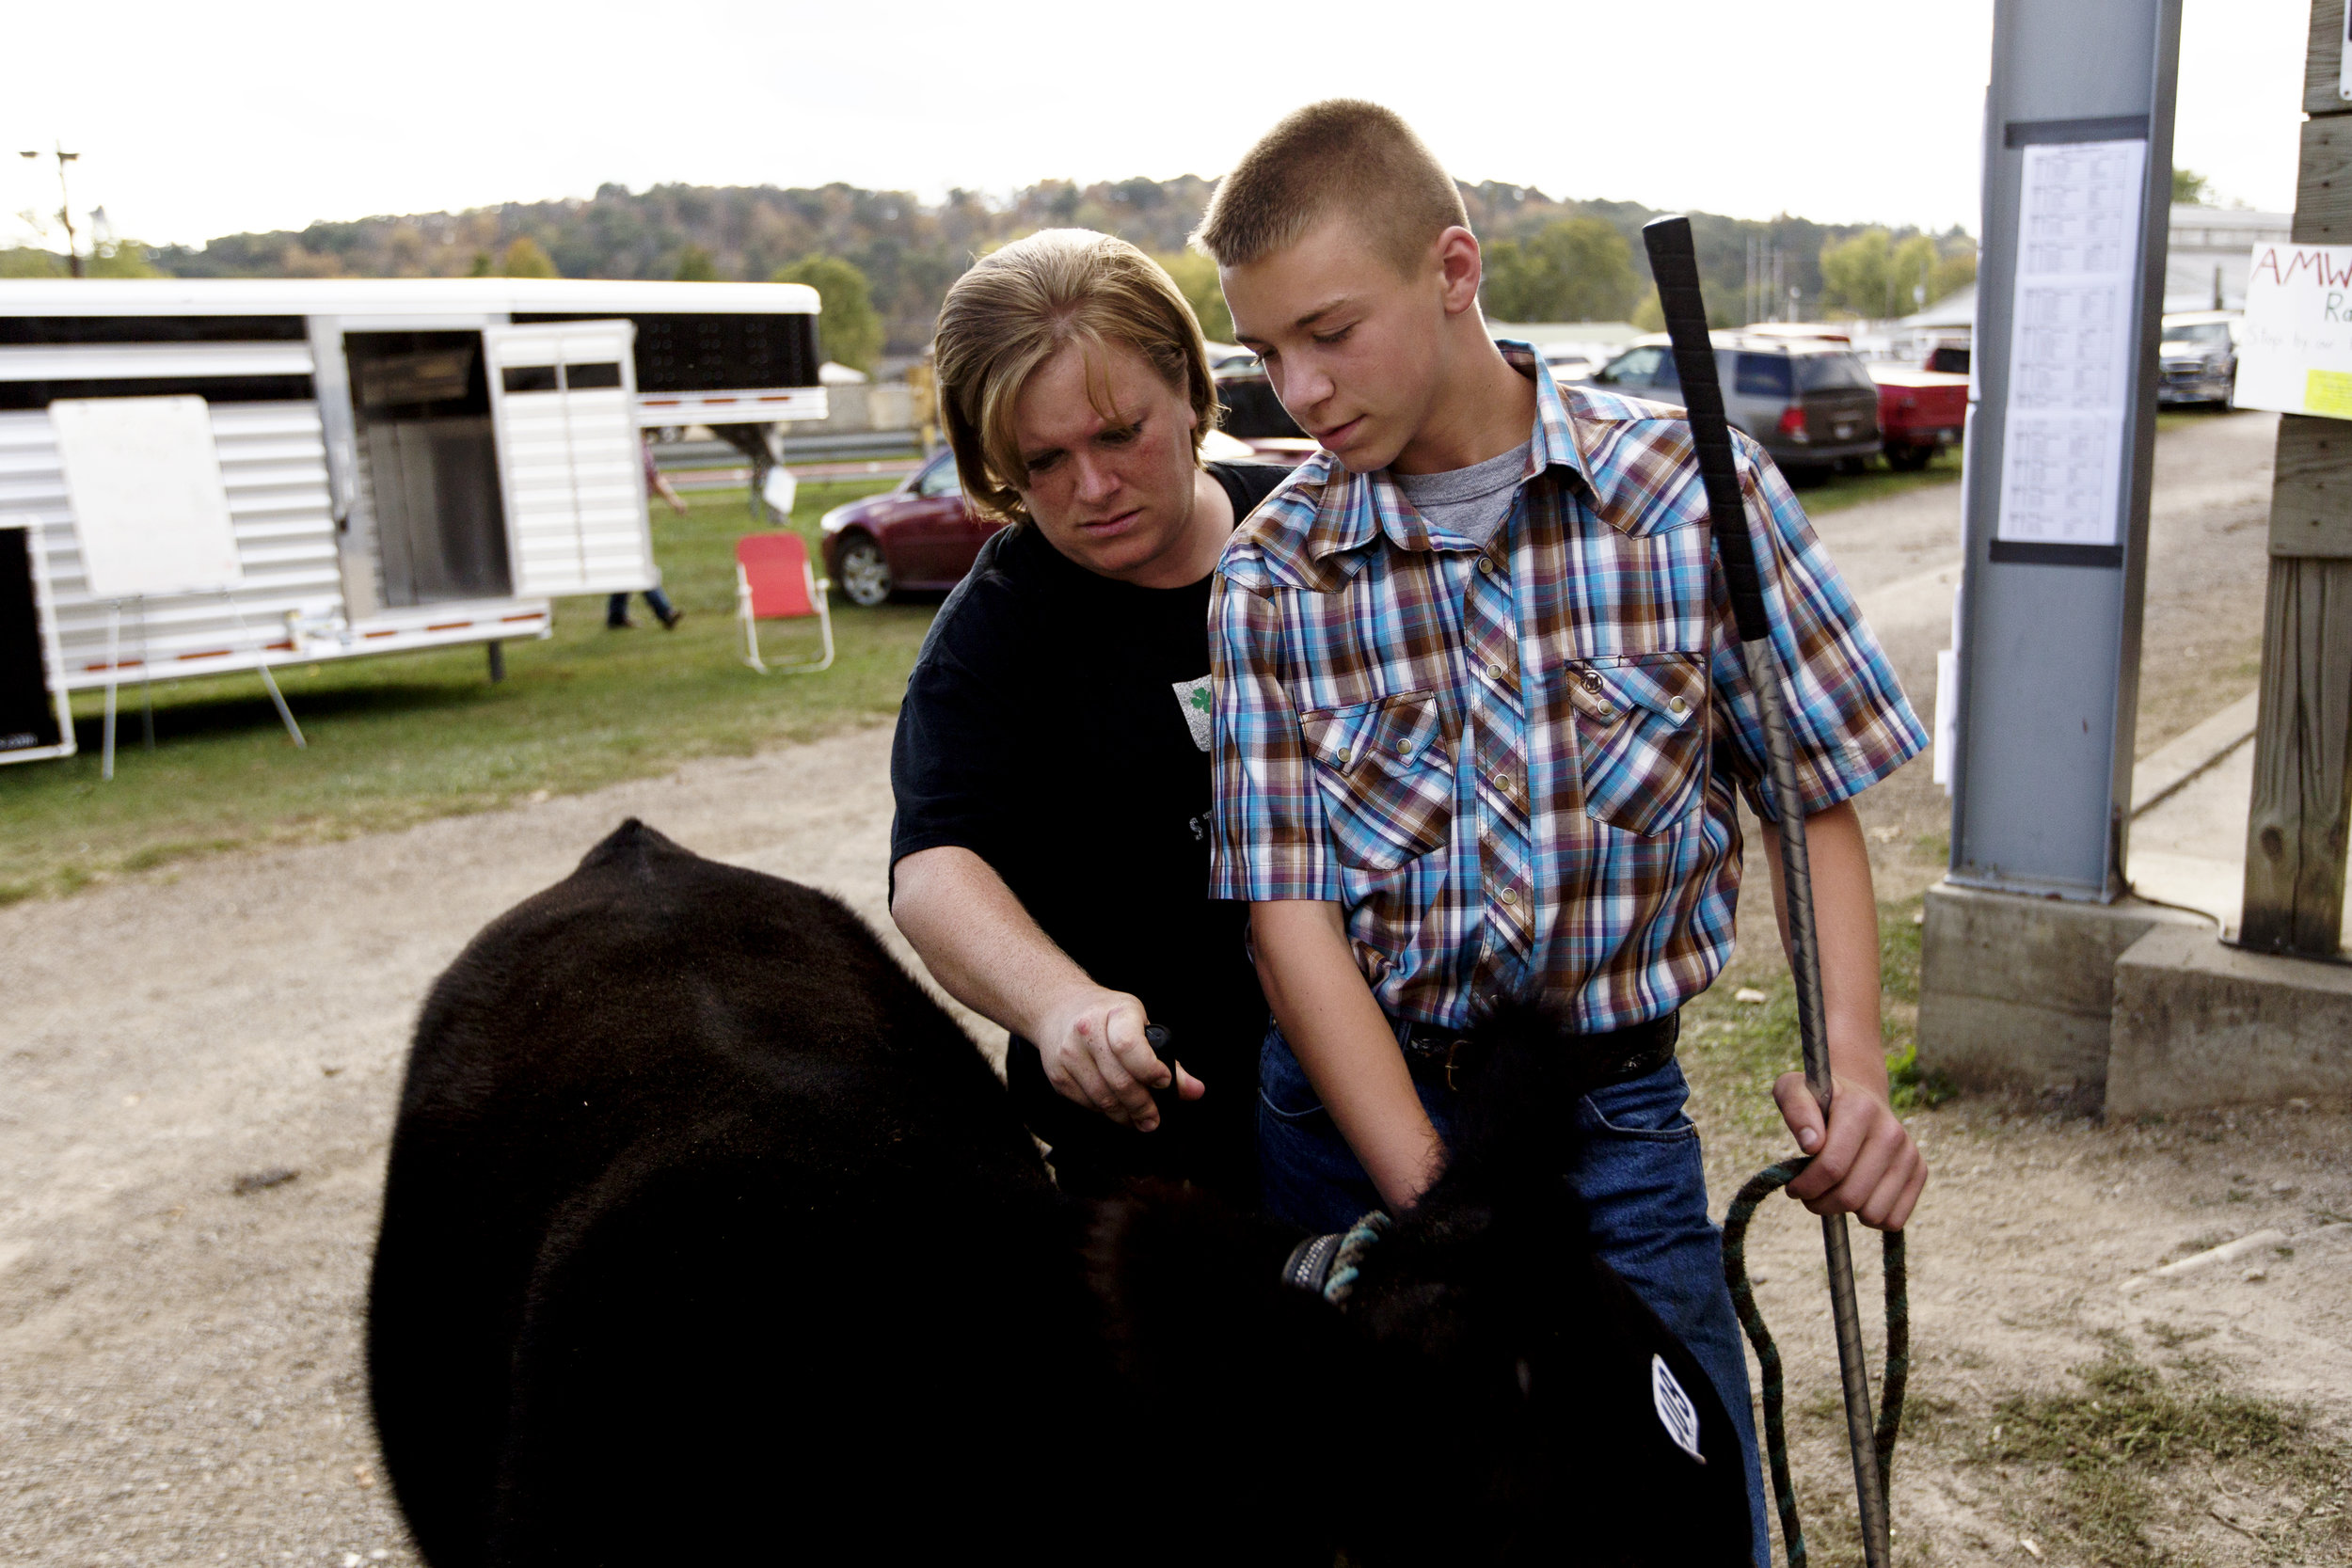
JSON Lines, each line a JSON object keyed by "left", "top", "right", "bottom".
{"left": 1995, "top": 137, "right": 2146, "bottom": 549}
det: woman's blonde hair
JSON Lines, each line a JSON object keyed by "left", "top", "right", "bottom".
{"left": 931, "top": 229, "right": 1216, "bottom": 525}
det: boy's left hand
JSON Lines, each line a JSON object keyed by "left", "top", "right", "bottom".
{"left": 1772, "top": 1071, "right": 1926, "bottom": 1231}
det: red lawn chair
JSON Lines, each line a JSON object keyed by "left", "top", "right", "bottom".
{"left": 735, "top": 533, "right": 834, "bottom": 674}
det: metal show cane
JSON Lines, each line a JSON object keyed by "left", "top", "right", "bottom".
{"left": 1640, "top": 214, "right": 1890, "bottom": 1568}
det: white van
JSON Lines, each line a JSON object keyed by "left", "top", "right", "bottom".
{"left": 0, "top": 277, "right": 824, "bottom": 765}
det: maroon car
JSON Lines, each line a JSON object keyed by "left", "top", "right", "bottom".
{"left": 818, "top": 451, "right": 999, "bottom": 607}
{"left": 818, "top": 436, "right": 1298, "bottom": 606}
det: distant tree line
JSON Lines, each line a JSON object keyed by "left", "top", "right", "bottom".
{"left": 1816, "top": 229, "right": 1978, "bottom": 321}
{"left": 5, "top": 176, "right": 1977, "bottom": 352}
{"left": 1464, "top": 184, "right": 1976, "bottom": 329}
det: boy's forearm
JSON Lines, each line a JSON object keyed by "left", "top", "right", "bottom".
{"left": 1756, "top": 800, "right": 1889, "bottom": 1099}
{"left": 1250, "top": 899, "right": 1443, "bottom": 1211}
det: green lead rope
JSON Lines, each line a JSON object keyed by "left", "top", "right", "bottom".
{"left": 1721, "top": 1158, "right": 1910, "bottom": 1568}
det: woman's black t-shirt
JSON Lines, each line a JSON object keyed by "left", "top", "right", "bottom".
{"left": 888, "top": 462, "right": 1290, "bottom": 1200}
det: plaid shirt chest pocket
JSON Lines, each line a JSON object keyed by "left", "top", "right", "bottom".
{"left": 1297, "top": 690, "right": 1455, "bottom": 871}
{"left": 1560, "top": 653, "right": 1709, "bottom": 836}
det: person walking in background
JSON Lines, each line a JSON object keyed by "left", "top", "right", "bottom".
{"left": 611, "top": 435, "right": 689, "bottom": 630}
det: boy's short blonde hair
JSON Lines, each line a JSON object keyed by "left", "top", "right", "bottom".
{"left": 931, "top": 229, "right": 1216, "bottom": 525}
{"left": 1192, "top": 100, "right": 1470, "bottom": 277}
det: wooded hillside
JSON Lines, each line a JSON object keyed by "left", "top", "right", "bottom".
{"left": 133, "top": 177, "right": 1969, "bottom": 353}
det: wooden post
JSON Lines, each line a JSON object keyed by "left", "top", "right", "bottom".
{"left": 2242, "top": 0, "right": 2352, "bottom": 955}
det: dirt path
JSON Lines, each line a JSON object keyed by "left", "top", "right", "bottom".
{"left": 3, "top": 414, "right": 2340, "bottom": 1568}
{"left": 1688, "top": 1009, "right": 2352, "bottom": 1566}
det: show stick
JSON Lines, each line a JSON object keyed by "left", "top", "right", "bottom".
{"left": 1641, "top": 214, "right": 1891, "bottom": 1568}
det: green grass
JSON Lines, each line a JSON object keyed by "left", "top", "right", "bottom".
{"left": 1793, "top": 446, "right": 1963, "bottom": 515}
{"left": 2155, "top": 404, "right": 2250, "bottom": 434}
{"left": 1678, "top": 896, "right": 1947, "bottom": 1139}
{"left": 0, "top": 478, "right": 920, "bottom": 903}
{"left": 1973, "top": 1344, "right": 2352, "bottom": 1565}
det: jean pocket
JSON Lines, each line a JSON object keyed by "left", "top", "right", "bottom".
{"left": 1580, "top": 1064, "right": 1698, "bottom": 1142}
{"left": 1298, "top": 690, "right": 1455, "bottom": 871}
{"left": 1258, "top": 1029, "right": 1331, "bottom": 1124}
{"left": 1561, "top": 652, "right": 1708, "bottom": 837}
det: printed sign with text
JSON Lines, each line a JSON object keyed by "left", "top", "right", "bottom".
{"left": 2235, "top": 243, "right": 2352, "bottom": 420}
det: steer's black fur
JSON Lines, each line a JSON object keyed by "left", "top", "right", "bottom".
{"left": 370, "top": 820, "right": 1752, "bottom": 1566}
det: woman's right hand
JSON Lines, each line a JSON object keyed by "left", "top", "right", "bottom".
{"left": 1034, "top": 987, "right": 1204, "bottom": 1132}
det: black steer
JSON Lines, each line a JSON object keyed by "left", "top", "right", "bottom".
{"left": 369, "top": 819, "right": 1752, "bottom": 1566}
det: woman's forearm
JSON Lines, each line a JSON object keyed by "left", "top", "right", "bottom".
{"left": 1252, "top": 899, "right": 1443, "bottom": 1211}
{"left": 890, "top": 845, "right": 1092, "bottom": 1043}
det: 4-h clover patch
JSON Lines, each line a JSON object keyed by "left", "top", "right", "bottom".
{"left": 1172, "top": 676, "right": 1214, "bottom": 752}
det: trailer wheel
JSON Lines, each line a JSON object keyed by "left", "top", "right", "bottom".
{"left": 835, "top": 534, "right": 894, "bottom": 607}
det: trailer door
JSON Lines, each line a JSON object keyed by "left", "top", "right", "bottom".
{"left": 483, "top": 323, "right": 657, "bottom": 597}
{"left": 0, "top": 521, "right": 73, "bottom": 765}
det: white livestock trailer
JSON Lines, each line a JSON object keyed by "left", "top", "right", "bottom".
{"left": 0, "top": 277, "right": 824, "bottom": 766}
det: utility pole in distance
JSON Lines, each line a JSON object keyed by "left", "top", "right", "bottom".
{"left": 19, "top": 145, "right": 83, "bottom": 278}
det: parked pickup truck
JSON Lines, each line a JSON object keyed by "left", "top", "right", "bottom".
{"left": 1867, "top": 363, "right": 1969, "bottom": 470}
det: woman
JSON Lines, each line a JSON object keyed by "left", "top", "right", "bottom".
{"left": 889, "top": 230, "right": 1287, "bottom": 1204}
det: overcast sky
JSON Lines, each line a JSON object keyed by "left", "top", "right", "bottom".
{"left": 2, "top": 1, "right": 2312, "bottom": 252}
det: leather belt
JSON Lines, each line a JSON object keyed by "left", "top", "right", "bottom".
{"left": 1398, "top": 1010, "right": 1681, "bottom": 1095}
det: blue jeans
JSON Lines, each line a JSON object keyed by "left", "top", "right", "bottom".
{"left": 607, "top": 587, "right": 675, "bottom": 626}
{"left": 1258, "top": 1022, "right": 1772, "bottom": 1567}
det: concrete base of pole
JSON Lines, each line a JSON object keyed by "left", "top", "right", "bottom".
{"left": 1916, "top": 882, "right": 2208, "bottom": 1098}
{"left": 2107, "top": 925, "right": 2352, "bottom": 1116}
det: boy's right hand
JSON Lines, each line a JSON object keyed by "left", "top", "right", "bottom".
{"left": 1036, "top": 986, "right": 1204, "bottom": 1132}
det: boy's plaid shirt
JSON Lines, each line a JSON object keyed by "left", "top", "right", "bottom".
{"left": 1207, "top": 344, "right": 1926, "bottom": 1034}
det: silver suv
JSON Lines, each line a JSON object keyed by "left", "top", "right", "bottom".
{"left": 1589, "top": 333, "right": 1882, "bottom": 474}
{"left": 2157, "top": 310, "right": 2238, "bottom": 407}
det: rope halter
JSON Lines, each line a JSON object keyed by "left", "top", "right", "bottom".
{"left": 1279, "top": 1210, "right": 1391, "bottom": 1307}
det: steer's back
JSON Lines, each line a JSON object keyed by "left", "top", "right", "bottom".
{"left": 369, "top": 819, "right": 1076, "bottom": 1567}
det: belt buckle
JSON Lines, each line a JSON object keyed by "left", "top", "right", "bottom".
{"left": 1444, "top": 1037, "right": 1472, "bottom": 1094}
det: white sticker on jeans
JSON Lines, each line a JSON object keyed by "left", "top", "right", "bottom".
{"left": 1652, "top": 1354, "right": 1705, "bottom": 1463}
{"left": 1173, "top": 675, "right": 1215, "bottom": 752}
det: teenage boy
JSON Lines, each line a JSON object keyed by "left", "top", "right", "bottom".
{"left": 1198, "top": 101, "right": 1929, "bottom": 1557}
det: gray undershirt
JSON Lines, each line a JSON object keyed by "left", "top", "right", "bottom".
{"left": 1389, "top": 439, "right": 1531, "bottom": 548}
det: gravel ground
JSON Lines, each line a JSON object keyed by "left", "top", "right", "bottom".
{"left": 3, "top": 412, "right": 2334, "bottom": 1567}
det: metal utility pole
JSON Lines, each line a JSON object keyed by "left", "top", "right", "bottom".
{"left": 1947, "top": 0, "right": 2181, "bottom": 901}
{"left": 19, "top": 144, "right": 83, "bottom": 278}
